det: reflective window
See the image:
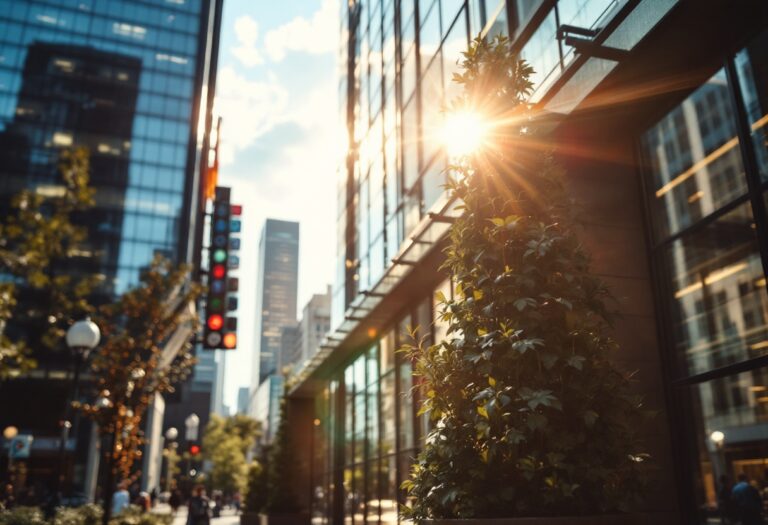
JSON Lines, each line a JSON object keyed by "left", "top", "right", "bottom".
{"left": 687, "top": 369, "right": 768, "bottom": 522}
{"left": 736, "top": 30, "right": 768, "bottom": 182}
{"left": 661, "top": 203, "right": 767, "bottom": 377}
{"left": 640, "top": 30, "right": 768, "bottom": 525}
{"left": 642, "top": 69, "right": 746, "bottom": 239}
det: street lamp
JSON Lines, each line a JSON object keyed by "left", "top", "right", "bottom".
{"left": 165, "top": 427, "right": 178, "bottom": 441}
{"left": 184, "top": 414, "right": 199, "bottom": 441}
{"left": 3, "top": 426, "right": 19, "bottom": 476}
{"left": 59, "top": 318, "right": 100, "bottom": 492}
{"left": 710, "top": 430, "right": 726, "bottom": 481}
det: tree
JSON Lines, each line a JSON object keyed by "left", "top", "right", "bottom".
{"left": 202, "top": 414, "right": 261, "bottom": 495}
{"left": 265, "top": 398, "right": 297, "bottom": 513}
{"left": 0, "top": 147, "right": 100, "bottom": 379}
{"left": 243, "top": 462, "right": 268, "bottom": 514}
{"left": 401, "top": 36, "right": 650, "bottom": 520}
{"left": 76, "top": 255, "right": 201, "bottom": 524}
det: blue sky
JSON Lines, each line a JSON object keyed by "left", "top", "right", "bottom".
{"left": 213, "top": 0, "right": 340, "bottom": 411}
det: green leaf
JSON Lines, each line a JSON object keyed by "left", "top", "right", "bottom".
{"left": 583, "top": 410, "right": 599, "bottom": 427}
{"left": 513, "top": 297, "right": 537, "bottom": 311}
{"left": 566, "top": 355, "right": 586, "bottom": 370}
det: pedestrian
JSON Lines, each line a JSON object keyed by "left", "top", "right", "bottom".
{"left": 1, "top": 483, "right": 15, "bottom": 509}
{"left": 187, "top": 485, "right": 211, "bottom": 525}
{"left": 112, "top": 481, "right": 131, "bottom": 516}
{"left": 232, "top": 492, "right": 241, "bottom": 514}
{"left": 212, "top": 493, "right": 222, "bottom": 518}
{"left": 731, "top": 473, "right": 763, "bottom": 525}
{"left": 169, "top": 488, "right": 182, "bottom": 516}
{"left": 717, "top": 474, "right": 732, "bottom": 524}
{"left": 134, "top": 491, "right": 151, "bottom": 513}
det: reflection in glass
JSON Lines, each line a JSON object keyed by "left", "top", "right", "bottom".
{"left": 641, "top": 69, "right": 747, "bottom": 239}
{"left": 736, "top": 29, "right": 768, "bottom": 182}
{"left": 688, "top": 369, "right": 768, "bottom": 523}
{"left": 664, "top": 203, "right": 767, "bottom": 377}
{"left": 519, "top": 8, "right": 559, "bottom": 100}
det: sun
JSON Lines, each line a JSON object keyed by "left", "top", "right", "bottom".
{"left": 438, "top": 109, "right": 490, "bottom": 158}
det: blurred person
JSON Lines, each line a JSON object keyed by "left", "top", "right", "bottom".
{"left": 169, "top": 488, "right": 182, "bottom": 516}
{"left": 112, "top": 481, "right": 130, "bottom": 516}
{"left": 187, "top": 485, "right": 211, "bottom": 525}
{"left": 732, "top": 473, "right": 763, "bottom": 525}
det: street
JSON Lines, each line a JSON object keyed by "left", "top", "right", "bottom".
{"left": 154, "top": 505, "right": 240, "bottom": 525}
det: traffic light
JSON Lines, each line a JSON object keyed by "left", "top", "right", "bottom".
{"left": 203, "top": 187, "right": 240, "bottom": 350}
{"left": 189, "top": 443, "right": 201, "bottom": 456}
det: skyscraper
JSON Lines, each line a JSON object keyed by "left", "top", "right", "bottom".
{"left": 251, "top": 219, "right": 299, "bottom": 387}
{"left": 0, "top": 0, "right": 223, "bottom": 492}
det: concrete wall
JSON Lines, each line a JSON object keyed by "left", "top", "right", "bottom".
{"left": 560, "top": 133, "right": 680, "bottom": 515}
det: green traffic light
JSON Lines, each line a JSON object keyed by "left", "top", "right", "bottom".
{"left": 213, "top": 249, "right": 227, "bottom": 262}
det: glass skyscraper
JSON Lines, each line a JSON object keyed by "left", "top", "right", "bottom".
{"left": 252, "top": 218, "right": 300, "bottom": 387}
{"left": 0, "top": 0, "right": 222, "bottom": 491}
{"left": 0, "top": 0, "right": 215, "bottom": 296}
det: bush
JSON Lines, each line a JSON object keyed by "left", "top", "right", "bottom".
{"left": 53, "top": 505, "right": 103, "bottom": 525}
{"left": 0, "top": 507, "right": 47, "bottom": 525}
{"left": 243, "top": 463, "right": 267, "bottom": 514}
{"left": 108, "top": 506, "right": 171, "bottom": 525}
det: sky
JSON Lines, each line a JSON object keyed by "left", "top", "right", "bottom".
{"left": 212, "top": 0, "right": 341, "bottom": 412}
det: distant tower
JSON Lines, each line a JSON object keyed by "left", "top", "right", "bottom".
{"left": 252, "top": 219, "right": 299, "bottom": 388}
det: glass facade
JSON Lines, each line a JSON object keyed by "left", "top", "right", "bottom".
{"left": 640, "top": 29, "right": 768, "bottom": 524}
{"left": 333, "top": 0, "right": 510, "bottom": 325}
{"left": 312, "top": 282, "right": 449, "bottom": 525}
{"left": 319, "top": 2, "right": 768, "bottom": 524}
{"left": 0, "top": 0, "right": 209, "bottom": 299}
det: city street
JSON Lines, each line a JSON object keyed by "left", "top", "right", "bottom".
{"left": 160, "top": 506, "right": 240, "bottom": 525}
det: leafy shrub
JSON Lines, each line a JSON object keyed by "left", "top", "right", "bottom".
{"left": 108, "top": 506, "right": 171, "bottom": 525}
{"left": 401, "top": 36, "right": 650, "bottom": 520}
{"left": 53, "top": 504, "right": 103, "bottom": 525}
{"left": 244, "top": 462, "right": 268, "bottom": 513}
{"left": 0, "top": 507, "right": 47, "bottom": 525}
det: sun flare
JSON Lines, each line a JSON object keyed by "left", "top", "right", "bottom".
{"left": 438, "top": 109, "right": 490, "bottom": 158}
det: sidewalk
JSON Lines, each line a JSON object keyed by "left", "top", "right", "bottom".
{"left": 152, "top": 504, "right": 239, "bottom": 525}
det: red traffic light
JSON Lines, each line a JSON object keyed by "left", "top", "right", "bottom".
{"left": 230, "top": 204, "right": 242, "bottom": 216}
{"left": 189, "top": 444, "right": 201, "bottom": 455}
{"left": 207, "top": 314, "right": 223, "bottom": 331}
{"left": 212, "top": 264, "right": 225, "bottom": 279}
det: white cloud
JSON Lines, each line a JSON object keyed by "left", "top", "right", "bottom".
{"left": 232, "top": 15, "right": 263, "bottom": 67}
{"left": 214, "top": 66, "right": 289, "bottom": 163}
{"left": 263, "top": 0, "right": 339, "bottom": 62}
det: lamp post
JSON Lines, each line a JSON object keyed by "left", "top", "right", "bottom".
{"left": 163, "top": 427, "right": 178, "bottom": 492}
{"left": 710, "top": 430, "right": 726, "bottom": 480}
{"left": 3, "top": 426, "right": 18, "bottom": 481}
{"left": 184, "top": 414, "right": 199, "bottom": 488}
{"left": 58, "top": 318, "right": 100, "bottom": 493}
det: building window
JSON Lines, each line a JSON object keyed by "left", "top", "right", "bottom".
{"left": 640, "top": 29, "right": 768, "bottom": 522}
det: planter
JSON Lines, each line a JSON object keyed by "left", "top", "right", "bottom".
{"left": 258, "top": 512, "right": 310, "bottom": 525}
{"left": 423, "top": 512, "right": 679, "bottom": 525}
{"left": 240, "top": 512, "right": 260, "bottom": 525}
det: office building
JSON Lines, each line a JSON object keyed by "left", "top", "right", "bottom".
{"left": 237, "top": 386, "right": 250, "bottom": 415}
{"left": 280, "top": 287, "right": 332, "bottom": 373}
{"left": 251, "top": 219, "right": 299, "bottom": 386}
{"left": 279, "top": 323, "right": 302, "bottom": 372}
{"left": 286, "top": 1, "right": 768, "bottom": 524}
{"left": 0, "top": 0, "right": 223, "bottom": 493}
{"left": 298, "top": 286, "right": 332, "bottom": 365}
